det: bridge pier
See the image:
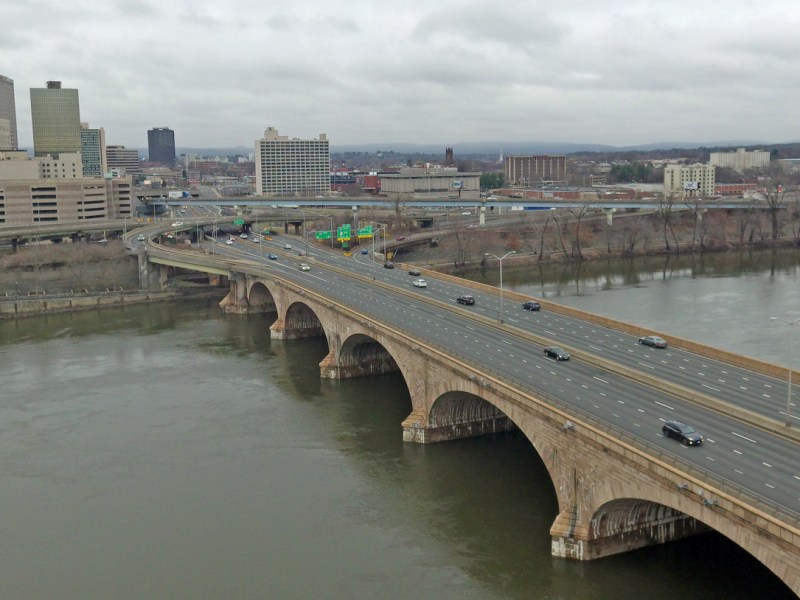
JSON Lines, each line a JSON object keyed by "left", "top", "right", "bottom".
{"left": 137, "top": 248, "right": 167, "bottom": 291}
{"left": 603, "top": 207, "right": 616, "bottom": 225}
{"left": 550, "top": 499, "right": 706, "bottom": 560}
{"left": 220, "top": 274, "right": 251, "bottom": 314}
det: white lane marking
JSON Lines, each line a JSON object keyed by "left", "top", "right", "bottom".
{"left": 501, "top": 340, "right": 512, "bottom": 345}
{"left": 655, "top": 401, "right": 674, "bottom": 410}
{"left": 731, "top": 431, "right": 758, "bottom": 444}
{"left": 734, "top": 469, "right": 744, "bottom": 475}
{"left": 593, "top": 376, "right": 609, "bottom": 384}
{"left": 637, "top": 408, "right": 645, "bottom": 413}
{"left": 637, "top": 362, "right": 655, "bottom": 370}
{"left": 466, "top": 325, "right": 476, "bottom": 331}
{"left": 701, "top": 384, "right": 721, "bottom": 392}
{"left": 765, "top": 483, "right": 775, "bottom": 489}
{"left": 762, "top": 462, "right": 773, "bottom": 468}
{"left": 733, "top": 449, "right": 743, "bottom": 455}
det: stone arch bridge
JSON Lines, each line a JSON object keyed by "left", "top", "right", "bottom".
{"left": 206, "top": 269, "right": 800, "bottom": 594}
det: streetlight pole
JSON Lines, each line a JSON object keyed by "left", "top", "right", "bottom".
{"left": 484, "top": 251, "right": 516, "bottom": 324}
{"left": 302, "top": 209, "right": 309, "bottom": 257}
{"left": 771, "top": 316, "right": 799, "bottom": 426}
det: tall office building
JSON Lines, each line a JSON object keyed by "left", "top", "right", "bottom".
{"left": 80, "top": 123, "right": 107, "bottom": 178}
{"left": 0, "top": 75, "right": 18, "bottom": 150}
{"left": 147, "top": 127, "right": 176, "bottom": 165}
{"left": 106, "top": 145, "right": 141, "bottom": 174}
{"left": 30, "top": 81, "right": 81, "bottom": 157}
{"left": 255, "top": 127, "right": 330, "bottom": 197}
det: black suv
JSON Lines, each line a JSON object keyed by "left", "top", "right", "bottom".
{"left": 408, "top": 269, "right": 421, "bottom": 276}
{"left": 662, "top": 420, "right": 703, "bottom": 446}
{"left": 383, "top": 262, "right": 395, "bottom": 269}
{"left": 522, "top": 301, "right": 541, "bottom": 311}
{"left": 456, "top": 295, "right": 475, "bottom": 305}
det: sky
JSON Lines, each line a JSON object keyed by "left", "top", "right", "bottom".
{"left": 3, "top": 0, "right": 800, "bottom": 151}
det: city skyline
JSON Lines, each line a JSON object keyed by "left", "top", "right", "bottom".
{"left": 4, "top": 1, "right": 800, "bottom": 150}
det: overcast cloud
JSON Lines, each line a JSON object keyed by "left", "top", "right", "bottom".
{"left": 4, "top": 0, "right": 799, "bottom": 150}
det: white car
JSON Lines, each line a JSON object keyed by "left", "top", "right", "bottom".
{"left": 284, "top": 243, "right": 292, "bottom": 249}
{"left": 413, "top": 278, "right": 428, "bottom": 288}
{"left": 239, "top": 233, "right": 248, "bottom": 239}
{"left": 136, "top": 234, "right": 146, "bottom": 241}
{"left": 298, "top": 263, "right": 310, "bottom": 271}
{"left": 171, "top": 221, "right": 184, "bottom": 227}
{"left": 225, "top": 239, "right": 234, "bottom": 245}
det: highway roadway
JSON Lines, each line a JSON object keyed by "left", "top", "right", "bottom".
{"left": 155, "top": 227, "right": 800, "bottom": 522}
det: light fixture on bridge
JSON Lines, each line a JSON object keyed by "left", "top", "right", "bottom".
{"left": 703, "top": 498, "right": 719, "bottom": 507}
{"left": 676, "top": 483, "right": 688, "bottom": 491}
{"left": 563, "top": 421, "right": 574, "bottom": 431}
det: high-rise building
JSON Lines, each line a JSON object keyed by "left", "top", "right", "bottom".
{"left": 30, "top": 81, "right": 81, "bottom": 157}
{"left": 106, "top": 145, "right": 141, "bottom": 174}
{"left": 255, "top": 127, "right": 330, "bottom": 197}
{"left": 147, "top": 127, "right": 176, "bottom": 165}
{"left": 0, "top": 75, "right": 18, "bottom": 150}
{"left": 664, "top": 163, "right": 716, "bottom": 198}
{"left": 504, "top": 155, "right": 567, "bottom": 186}
{"left": 80, "top": 123, "right": 107, "bottom": 178}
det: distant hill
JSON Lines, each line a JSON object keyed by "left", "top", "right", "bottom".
{"left": 163, "top": 139, "right": 799, "bottom": 159}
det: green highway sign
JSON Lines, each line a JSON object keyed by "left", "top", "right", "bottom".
{"left": 315, "top": 231, "right": 332, "bottom": 240}
{"left": 337, "top": 224, "right": 352, "bottom": 241}
{"left": 357, "top": 226, "right": 373, "bottom": 239}
{"left": 233, "top": 219, "right": 245, "bottom": 226}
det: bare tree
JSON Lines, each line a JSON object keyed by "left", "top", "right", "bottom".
{"left": 683, "top": 196, "right": 708, "bottom": 253}
{"left": 567, "top": 205, "right": 591, "bottom": 260}
{"left": 657, "top": 192, "right": 681, "bottom": 253}
{"left": 761, "top": 181, "right": 788, "bottom": 241}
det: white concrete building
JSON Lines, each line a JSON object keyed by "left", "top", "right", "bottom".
{"left": 709, "top": 148, "right": 770, "bottom": 172}
{"left": 255, "top": 127, "right": 330, "bottom": 197}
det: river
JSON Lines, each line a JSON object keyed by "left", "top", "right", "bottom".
{"left": 0, "top": 248, "right": 797, "bottom": 599}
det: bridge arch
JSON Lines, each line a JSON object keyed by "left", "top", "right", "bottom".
{"left": 247, "top": 281, "right": 276, "bottom": 313}
{"left": 335, "top": 333, "right": 400, "bottom": 378}
{"left": 283, "top": 301, "right": 325, "bottom": 339}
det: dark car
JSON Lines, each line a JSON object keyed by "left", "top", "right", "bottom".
{"left": 361, "top": 249, "right": 369, "bottom": 255}
{"left": 408, "top": 269, "right": 421, "bottom": 276}
{"left": 522, "top": 301, "right": 541, "bottom": 311}
{"left": 267, "top": 254, "right": 278, "bottom": 260}
{"left": 383, "top": 262, "right": 395, "bottom": 269}
{"left": 662, "top": 420, "right": 703, "bottom": 446}
{"left": 456, "top": 295, "right": 475, "bottom": 305}
{"left": 639, "top": 335, "right": 667, "bottom": 348}
{"left": 544, "top": 346, "right": 570, "bottom": 361}
{"left": 395, "top": 235, "right": 406, "bottom": 241}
